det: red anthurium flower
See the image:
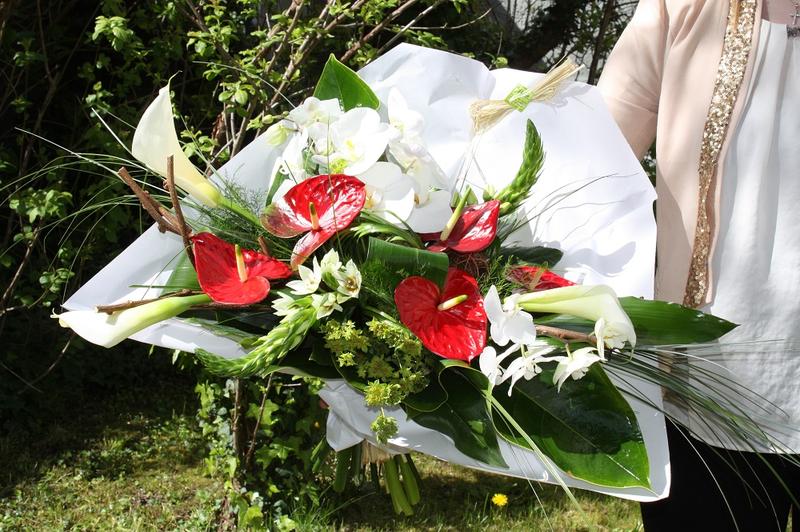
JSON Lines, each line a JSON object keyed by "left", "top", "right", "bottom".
{"left": 425, "top": 200, "right": 500, "bottom": 253}
{"left": 192, "top": 232, "right": 292, "bottom": 305}
{"left": 260, "top": 174, "right": 366, "bottom": 268}
{"left": 507, "top": 265, "right": 575, "bottom": 291}
{"left": 394, "top": 268, "right": 487, "bottom": 362}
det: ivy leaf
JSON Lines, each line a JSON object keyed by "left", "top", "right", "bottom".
{"left": 314, "top": 55, "right": 380, "bottom": 111}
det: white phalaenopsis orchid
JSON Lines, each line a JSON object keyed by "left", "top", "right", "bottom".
{"left": 550, "top": 346, "right": 604, "bottom": 392}
{"left": 517, "top": 285, "right": 636, "bottom": 349}
{"left": 271, "top": 130, "right": 309, "bottom": 186}
{"left": 388, "top": 89, "right": 425, "bottom": 141}
{"left": 334, "top": 259, "right": 362, "bottom": 301}
{"left": 357, "top": 162, "right": 415, "bottom": 224}
{"left": 484, "top": 286, "right": 538, "bottom": 347}
{"left": 502, "top": 341, "right": 557, "bottom": 396}
{"left": 265, "top": 97, "right": 343, "bottom": 146}
{"left": 404, "top": 188, "right": 453, "bottom": 233}
{"left": 287, "top": 258, "right": 322, "bottom": 295}
{"left": 132, "top": 85, "right": 222, "bottom": 207}
{"left": 55, "top": 294, "right": 211, "bottom": 348}
{"left": 319, "top": 108, "right": 397, "bottom": 175}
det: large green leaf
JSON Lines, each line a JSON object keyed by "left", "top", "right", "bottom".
{"left": 164, "top": 253, "right": 200, "bottom": 290}
{"left": 407, "top": 365, "right": 507, "bottom": 468}
{"left": 314, "top": 54, "right": 380, "bottom": 111}
{"left": 620, "top": 297, "right": 737, "bottom": 344}
{"left": 365, "top": 237, "right": 449, "bottom": 289}
{"left": 493, "top": 364, "right": 649, "bottom": 488}
{"left": 538, "top": 297, "right": 737, "bottom": 345}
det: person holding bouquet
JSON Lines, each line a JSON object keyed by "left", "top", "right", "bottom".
{"left": 599, "top": 0, "right": 800, "bottom": 530}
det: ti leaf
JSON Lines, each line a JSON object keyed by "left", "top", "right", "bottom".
{"left": 407, "top": 364, "right": 507, "bottom": 468}
{"left": 314, "top": 54, "right": 380, "bottom": 111}
{"left": 538, "top": 297, "right": 738, "bottom": 345}
{"left": 494, "top": 364, "right": 650, "bottom": 488}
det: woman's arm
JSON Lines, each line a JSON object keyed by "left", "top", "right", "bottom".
{"left": 598, "top": 0, "right": 668, "bottom": 160}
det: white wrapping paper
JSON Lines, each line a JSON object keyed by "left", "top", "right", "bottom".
{"left": 64, "top": 44, "right": 666, "bottom": 500}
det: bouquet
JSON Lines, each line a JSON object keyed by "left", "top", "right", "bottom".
{"left": 57, "top": 45, "right": 764, "bottom": 513}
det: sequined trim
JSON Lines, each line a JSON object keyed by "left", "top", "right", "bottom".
{"left": 683, "top": 0, "right": 756, "bottom": 308}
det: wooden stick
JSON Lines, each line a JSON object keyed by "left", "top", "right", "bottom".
{"left": 257, "top": 236, "right": 270, "bottom": 256}
{"left": 95, "top": 289, "right": 200, "bottom": 314}
{"left": 118, "top": 167, "right": 181, "bottom": 234}
{"left": 535, "top": 324, "right": 594, "bottom": 344}
{"left": 165, "top": 155, "right": 195, "bottom": 267}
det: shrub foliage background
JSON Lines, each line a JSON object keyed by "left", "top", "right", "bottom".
{"left": 0, "top": 0, "right": 633, "bottom": 526}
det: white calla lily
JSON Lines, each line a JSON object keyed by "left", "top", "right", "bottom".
{"left": 358, "top": 162, "right": 415, "bottom": 224}
{"left": 55, "top": 294, "right": 211, "bottom": 348}
{"left": 516, "top": 284, "right": 636, "bottom": 349}
{"left": 484, "top": 286, "right": 538, "bottom": 347}
{"left": 132, "top": 85, "right": 222, "bottom": 207}
{"left": 550, "top": 346, "right": 604, "bottom": 392}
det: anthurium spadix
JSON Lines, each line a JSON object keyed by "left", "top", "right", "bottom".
{"left": 55, "top": 294, "right": 211, "bottom": 348}
{"left": 516, "top": 284, "right": 637, "bottom": 351}
{"left": 132, "top": 85, "right": 223, "bottom": 208}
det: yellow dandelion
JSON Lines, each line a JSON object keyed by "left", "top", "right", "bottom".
{"left": 491, "top": 493, "right": 508, "bottom": 507}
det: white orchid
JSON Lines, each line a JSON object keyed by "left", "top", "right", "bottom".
{"left": 318, "top": 108, "right": 397, "bottom": 175}
{"left": 593, "top": 317, "right": 633, "bottom": 360}
{"left": 517, "top": 284, "right": 636, "bottom": 349}
{"left": 550, "top": 346, "right": 604, "bottom": 392}
{"left": 502, "top": 341, "right": 557, "bottom": 396}
{"left": 55, "top": 294, "right": 210, "bottom": 348}
{"left": 404, "top": 189, "right": 453, "bottom": 233}
{"left": 287, "top": 96, "right": 342, "bottom": 129}
{"left": 286, "top": 258, "right": 322, "bottom": 295}
{"left": 479, "top": 345, "right": 518, "bottom": 385}
{"left": 357, "top": 162, "right": 416, "bottom": 224}
{"left": 132, "top": 85, "right": 222, "bottom": 207}
{"left": 312, "top": 292, "right": 342, "bottom": 319}
{"left": 270, "top": 130, "right": 309, "bottom": 186}
{"left": 319, "top": 250, "right": 342, "bottom": 276}
{"left": 387, "top": 89, "right": 425, "bottom": 141}
{"left": 483, "top": 286, "right": 538, "bottom": 347}
{"left": 334, "top": 259, "right": 362, "bottom": 301}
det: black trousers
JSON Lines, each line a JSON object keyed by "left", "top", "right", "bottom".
{"left": 641, "top": 421, "right": 800, "bottom": 532}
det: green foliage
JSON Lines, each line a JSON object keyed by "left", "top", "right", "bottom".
{"left": 314, "top": 55, "right": 381, "bottom": 111}
{"left": 494, "top": 120, "right": 544, "bottom": 216}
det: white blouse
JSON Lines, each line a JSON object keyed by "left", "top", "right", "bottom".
{"left": 693, "top": 21, "right": 800, "bottom": 451}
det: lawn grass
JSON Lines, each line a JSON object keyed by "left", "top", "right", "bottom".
{"left": 0, "top": 372, "right": 643, "bottom": 531}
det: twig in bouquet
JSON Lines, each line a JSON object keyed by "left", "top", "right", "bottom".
{"left": 117, "top": 167, "right": 182, "bottom": 235}
{"left": 535, "top": 324, "right": 593, "bottom": 344}
{"left": 257, "top": 236, "right": 270, "bottom": 256}
{"left": 164, "top": 155, "right": 195, "bottom": 267}
{"left": 341, "top": 0, "right": 422, "bottom": 62}
{"left": 95, "top": 289, "right": 201, "bottom": 314}
{"left": 373, "top": 0, "right": 450, "bottom": 57}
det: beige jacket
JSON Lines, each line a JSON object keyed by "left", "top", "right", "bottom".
{"left": 598, "top": 0, "right": 762, "bottom": 306}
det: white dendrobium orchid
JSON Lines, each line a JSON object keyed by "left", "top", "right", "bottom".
{"left": 550, "top": 346, "right": 604, "bottom": 392}
{"left": 132, "top": 85, "right": 222, "bottom": 207}
{"left": 502, "top": 341, "right": 557, "bottom": 396}
{"left": 479, "top": 345, "right": 518, "bottom": 386}
{"left": 312, "top": 292, "right": 342, "bottom": 319}
{"left": 334, "top": 259, "right": 362, "bottom": 301}
{"left": 320, "top": 108, "right": 397, "bottom": 175}
{"left": 55, "top": 294, "right": 211, "bottom": 348}
{"left": 357, "top": 162, "right": 415, "bottom": 224}
{"left": 286, "top": 258, "right": 322, "bottom": 295}
{"left": 516, "top": 284, "right": 637, "bottom": 349}
{"left": 484, "top": 286, "right": 538, "bottom": 347}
